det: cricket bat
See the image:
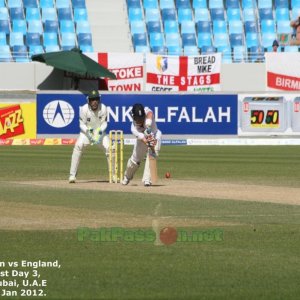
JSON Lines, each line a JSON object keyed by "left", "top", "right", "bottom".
{"left": 148, "top": 147, "right": 158, "bottom": 184}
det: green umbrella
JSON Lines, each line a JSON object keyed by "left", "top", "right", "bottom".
{"left": 31, "top": 48, "right": 116, "bottom": 80}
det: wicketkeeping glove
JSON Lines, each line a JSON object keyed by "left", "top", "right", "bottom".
{"left": 87, "top": 128, "right": 96, "bottom": 144}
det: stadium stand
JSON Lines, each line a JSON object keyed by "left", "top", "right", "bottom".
{"left": 0, "top": 0, "right": 93, "bottom": 62}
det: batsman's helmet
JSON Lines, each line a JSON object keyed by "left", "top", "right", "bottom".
{"left": 131, "top": 103, "right": 145, "bottom": 122}
{"left": 87, "top": 90, "right": 100, "bottom": 102}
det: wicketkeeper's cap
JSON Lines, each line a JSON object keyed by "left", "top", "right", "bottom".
{"left": 131, "top": 103, "right": 145, "bottom": 120}
{"left": 87, "top": 90, "right": 100, "bottom": 101}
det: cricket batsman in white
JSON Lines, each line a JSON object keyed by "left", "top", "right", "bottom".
{"left": 122, "top": 103, "right": 162, "bottom": 186}
{"left": 69, "top": 90, "right": 110, "bottom": 183}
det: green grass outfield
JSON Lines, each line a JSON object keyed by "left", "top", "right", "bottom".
{"left": 0, "top": 145, "right": 300, "bottom": 300}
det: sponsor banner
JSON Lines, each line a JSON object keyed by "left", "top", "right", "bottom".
{"left": 0, "top": 138, "right": 77, "bottom": 146}
{"left": 37, "top": 93, "right": 237, "bottom": 135}
{"left": 266, "top": 53, "right": 300, "bottom": 91}
{"left": 146, "top": 53, "right": 221, "bottom": 92}
{"left": 37, "top": 93, "right": 83, "bottom": 134}
{"left": 162, "top": 139, "right": 187, "bottom": 145}
{"left": 86, "top": 53, "right": 144, "bottom": 91}
{"left": 0, "top": 103, "right": 36, "bottom": 139}
{"left": 239, "top": 94, "right": 300, "bottom": 136}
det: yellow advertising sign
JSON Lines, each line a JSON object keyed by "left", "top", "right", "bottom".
{"left": 0, "top": 103, "right": 36, "bottom": 139}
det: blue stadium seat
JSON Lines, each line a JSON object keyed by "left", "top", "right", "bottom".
{"left": 26, "top": 8, "right": 41, "bottom": 21}
{"left": 275, "top": 0, "right": 289, "bottom": 8}
{"left": 213, "top": 20, "right": 227, "bottom": 33}
{"left": 275, "top": 8, "right": 290, "bottom": 21}
{"left": 245, "top": 21, "right": 258, "bottom": 33}
{"left": 209, "top": 0, "right": 224, "bottom": 9}
{"left": 151, "top": 45, "right": 167, "bottom": 54}
{"left": 0, "top": 7, "right": 9, "bottom": 20}
{"left": 127, "top": 0, "right": 142, "bottom": 8}
{"left": 181, "top": 20, "right": 196, "bottom": 34}
{"left": 77, "top": 32, "right": 92, "bottom": 45}
{"left": 193, "top": 0, "right": 207, "bottom": 8}
{"left": 149, "top": 32, "right": 164, "bottom": 47}
{"left": 23, "top": 0, "right": 38, "bottom": 8}
{"left": 227, "top": 8, "right": 241, "bottom": 20}
{"left": 228, "top": 20, "right": 243, "bottom": 34}
{"left": 258, "top": 0, "right": 272, "bottom": 8}
{"left": 261, "top": 19, "right": 275, "bottom": 33}
{"left": 42, "top": 8, "right": 57, "bottom": 22}
{"left": 246, "top": 32, "right": 259, "bottom": 47}
{"left": 259, "top": 8, "right": 274, "bottom": 20}
{"left": 10, "top": 7, "right": 24, "bottom": 20}
{"left": 26, "top": 32, "right": 41, "bottom": 46}
{"left": 80, "top": 44, "right": 93, "bottom": 52}
{"left": 160, "top": 0, "right": 175, "bottom": 9}
{"left": 12, "top": 45, "right": 29, "bottom": 62}
{"left": 145, "top": 8, "right": 160, "bottom": 22}
{"left": 197, "top": 21, "right": 211, "bottom": 33}
{"left": 177, "top": 8, "right": 193, "bottom": 23}
{"left": 7, "top": 0, "right": 22, "bottom": 8}
{"left": 27, "top": 20, "right": 43, "bottom": 34}
{"left": 242, "top": 0, "right": 256, "bottom": 8}
{"left": 291, "top": 7, "right": 300, "bottom": 20}
{"left": 60, "top": 20, "right": 75, "bottom": 33}
{"left": 58, "top": 7, "right": 73, "bottom": 20}
{"left": 210, "top": 8, "right": 225, "bottom": 20}
{"left": 44, "top": 20, "right": 59, "bottom": 32}
{"left": 176, "top": 0, "right": 191, "bottom": 8}
{"left": 147, "top": 21, "right": 161, "bottom": 32}
{"left": 45, "top": 44, "right": 60, "bottom": 52}
{"left": 243, "top": 8, "right": 256, "bottom": 21}
{"left": 130, "top": 20, "right": 146, "bottom": 34}
{"left": 10, "top": 31, "right": 24, "bottom": 46}
{"left": 277, "top": 20, "right": 292, "bottom": 34}
{"left": 61, "top": 32, "right": 77, "bottom": 50}
{"left": 128, "top": 7, "right": 143, "bottom": 21}
{"left": 218, "top": 45, "right": 232, "bottom": 63}
{"left": 201, "top": 45, "right": 216, "bottom": 54}
{"left": 76, "top": 20, "right": 91, "bottom": 33}
{"left": 184, "top": 45, "right": 199, "bottom": 55}
{"left": 0, "top": 20, "right": 10, "bottom": 33}
{"left": 40, "top": 0, "right": 54, "bottom": 8}
{"left": 56, "top": 0, "right": 70, "bottom": 8}
{"left": 72, "top": 0, "right": 86, "bottom": 8}
{"left": 165, "top": 32, "right": 181, "bottom": 46}
{"left": 230, "top": 33, "right": 244, "bottom": 46}
{"left": 161, "top": 8, "right": 177, "bottom": 21}
{"left": 12, "top": 19, "right": 27, "bottom": 34}
{"left": 232, "top": 45, "right": 247, "bottom": 62}
{"left": 0, "top": 31, "right": 6, "bottom": 45}
{"left": 43, "top": 32, "right": 58, "bottom": 46}
{"left": 182, "top": 33, "right": 196, "bottom": 46}
{"left": 143, "top": 0, "right": 158, "bottom": 9}
{"left": 135, "top": 44, "right": 150, "bottom": 52}
{"left": 261, "top": 32, "right": 276, "bottom": 48}
{"left": 194, "top": 8, "right": 210, "bottom": 22}
{"left": 0, "top": 0, "right": 5, "bottom": 7}
{"left": 213, "top": 32, "right": 229, "bottom": 47}
{"left": 164, "top": 20, "right": 179, "bottom": 33}
{"left": 226, "top": 0, "right": 239, "bottom": 8}
{"left": 248, "top": 46, "right": 265, "bottom": 62}
{"left": 133, "top": 32, "right": 148, "bottom": 46}
{"left": 167, "top": 45, "right": 182, "bottom": 55}
{"left": 29, "top": 45, "right": 44, "bottom": 55}
{"left": 0, "top": 45, "right": 13, "bottom": 61}
{"left": 197, "top": 32, "right": 212, "bottom": 47}
{"left": 74, "top": 8, "right": 88, "bottom": 21}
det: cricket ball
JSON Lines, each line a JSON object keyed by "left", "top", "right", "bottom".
{"left": 165, "top": 172, "right": 171, "bottom": 179}
{"left": 159, "top": 227, "right": 177, "bottom": 245}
